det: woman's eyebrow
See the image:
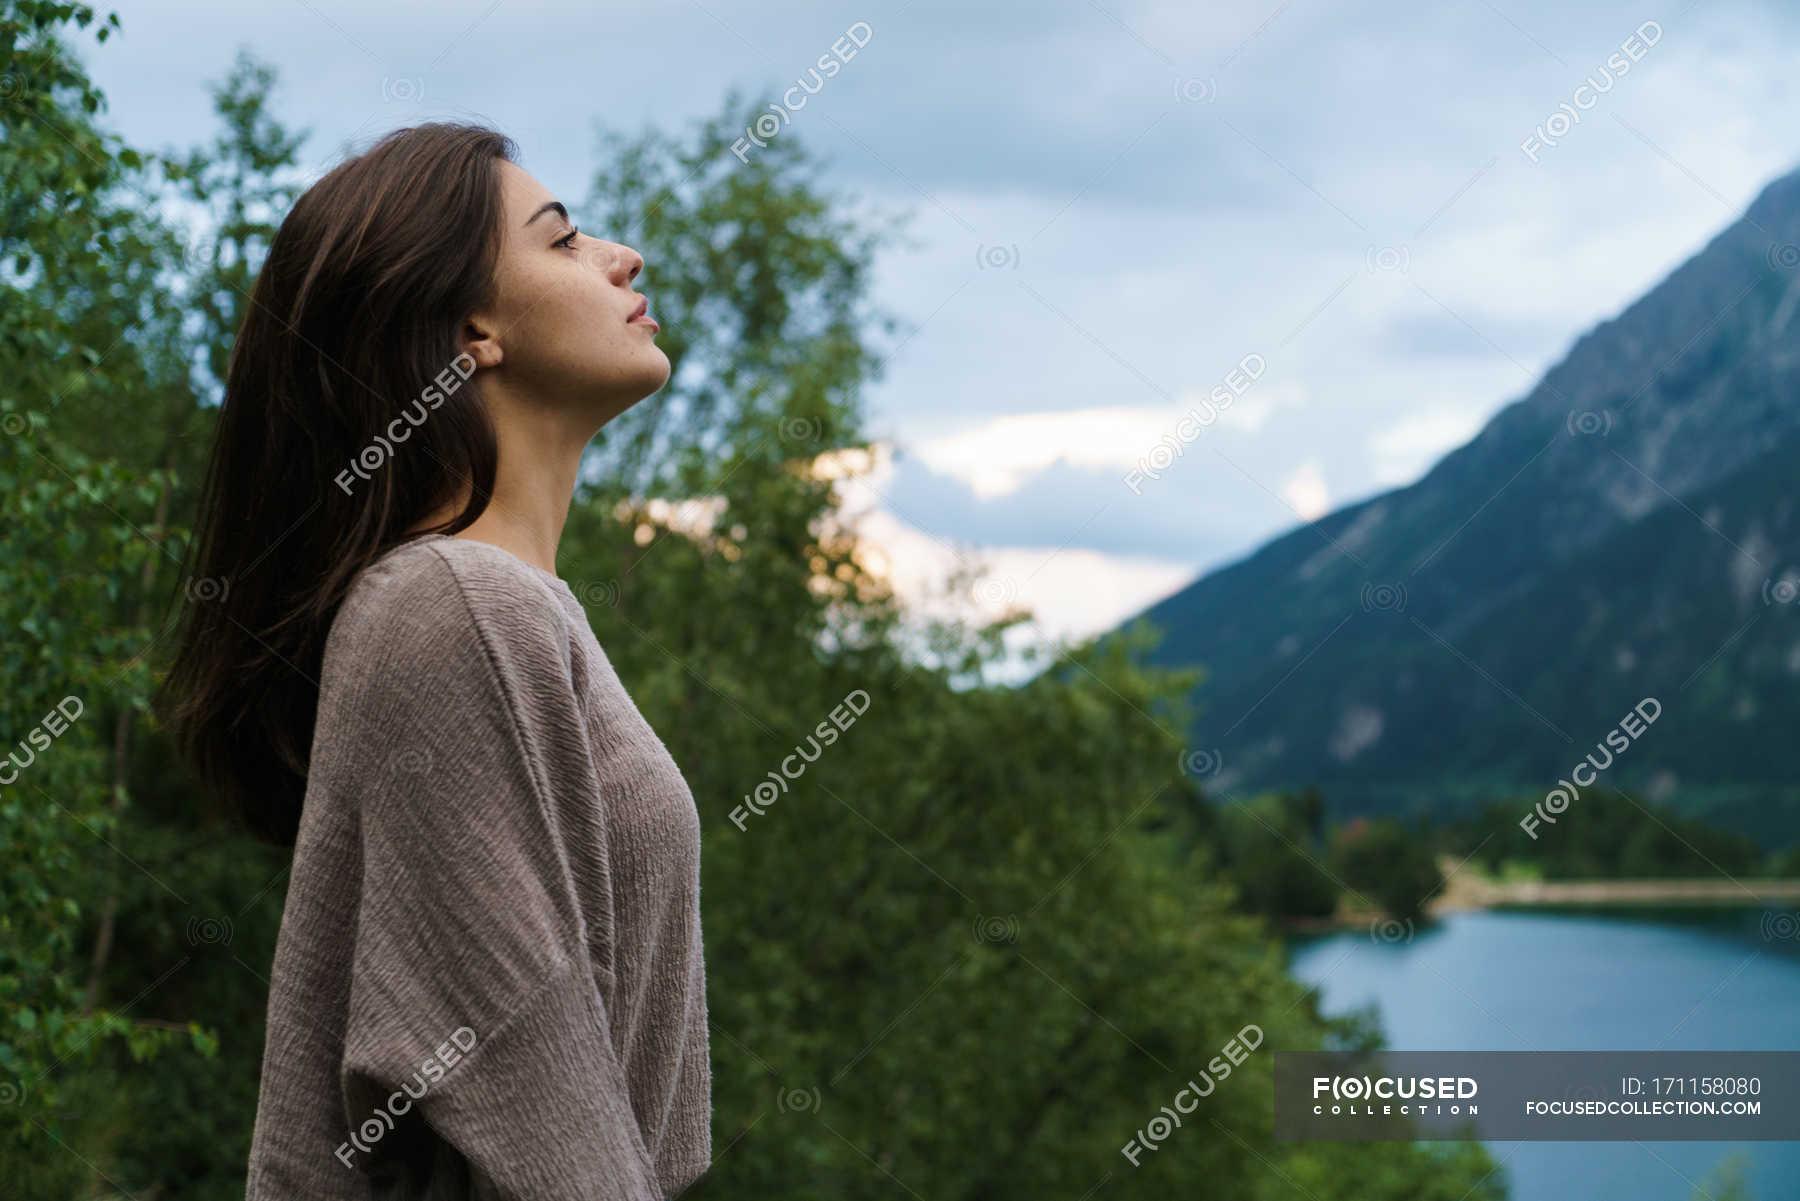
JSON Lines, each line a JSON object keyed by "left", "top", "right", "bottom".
{"left": 524, "top": 200, "right": 568, "bottom": 227}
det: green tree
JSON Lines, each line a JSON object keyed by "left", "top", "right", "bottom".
{"left": 1214, "top": 792, "right": 1341, "bottom": 922}
{"left": 0, "top": 6, "right": 214, "bottom": 1194}
{"left": 1451, "top": 790, "right": 1768, "bottom": 881}
{"left": 1331, "top": 817, "right": 1443, "bottom": 924}
{"left": 1, "top": 11, "right": 294, "bottom": 1194}
{"left": 0, "top": 400, "right": 209, "bottom": 1194}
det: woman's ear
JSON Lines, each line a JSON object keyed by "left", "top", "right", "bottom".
{"left": 461, "top": 316, "right": 503, "bottom": 370}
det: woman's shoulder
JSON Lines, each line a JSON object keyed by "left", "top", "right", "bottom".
{"left": 328, "top": 534, "right": 579, "bottom": 673}
{"left": 348, "top": 534, "right": 570, "bottom": 619}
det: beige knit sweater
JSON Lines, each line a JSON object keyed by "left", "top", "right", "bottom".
{"left": 244, "top": 533, "right": 711, "bottom": 1199}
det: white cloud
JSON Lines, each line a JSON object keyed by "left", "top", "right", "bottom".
{"left": 809, "top": 443, "right": 1196, "bottom": 670}
{"left": 909, "top": 406, "right": 1162, "bottom": 499}
{"left": 1283, "top": 461, "right": 1331, "bottom": 521}
{"left": 847, "top": 506, "right": 1195, "bottom": 641}
{"left": 906, "top": 383, "right": 1308, "bottom": 499}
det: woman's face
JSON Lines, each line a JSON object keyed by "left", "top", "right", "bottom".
{"left": 466, "top": 159, "right": 670, "bottom": 419}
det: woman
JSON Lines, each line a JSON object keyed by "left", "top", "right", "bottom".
{"left": 155, "top": 122, "right": 711, "bottom": 1200}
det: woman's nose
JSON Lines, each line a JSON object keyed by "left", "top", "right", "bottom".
{"left": 583, "top": 240, "right": 641, "bottom": 285}
{"left": 618, "top": 244, "right": 643, "bottom": 283}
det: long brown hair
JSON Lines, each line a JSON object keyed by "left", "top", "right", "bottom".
{"left": 156, "top": 122, "right": 517, "bottom": 846}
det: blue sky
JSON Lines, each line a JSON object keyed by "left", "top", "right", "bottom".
{"left": 80, "top": 0, "right": 1800, "bottom": 650}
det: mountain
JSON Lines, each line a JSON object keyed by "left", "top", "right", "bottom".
{"left": 1118, "top": 166, "right": 1800, "bottom": 848}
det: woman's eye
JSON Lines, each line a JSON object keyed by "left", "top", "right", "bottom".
{"left": 556, "top": 227, "right": 580, "bottom": 250}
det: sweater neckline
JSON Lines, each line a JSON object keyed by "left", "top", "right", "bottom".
{"left": 406, "top": 532, "right": 577, "bottom": 598}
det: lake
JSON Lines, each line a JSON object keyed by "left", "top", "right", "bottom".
{"left": 1287, "top": 907, "right": 1800, "bottom": 1201}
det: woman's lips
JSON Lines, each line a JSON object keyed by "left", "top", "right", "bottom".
{"left": 627, "top": 295, "right": 658, "bottom": 332}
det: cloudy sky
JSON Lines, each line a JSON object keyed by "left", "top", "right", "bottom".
{"left": 80, "top": 0, "right": 1800, "bottom": 651}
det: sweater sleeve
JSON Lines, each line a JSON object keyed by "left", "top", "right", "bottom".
{"left": 323, "top": 553, "right": 664, "bottom": 1199}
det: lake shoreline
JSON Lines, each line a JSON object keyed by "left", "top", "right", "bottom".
{"left": 1276, "top": 855, "right": 1800, "bottom": 935}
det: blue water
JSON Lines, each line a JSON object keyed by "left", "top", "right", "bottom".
{"left": 1287, "top": 908, "right": 1800, "bottom": 1201}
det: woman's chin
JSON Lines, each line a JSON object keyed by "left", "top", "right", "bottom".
{"left": 635, "top": 344, "right": 673, "bottom": 391}
{"left": 589, "top": 354, "right": 672, "bottom": 415}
